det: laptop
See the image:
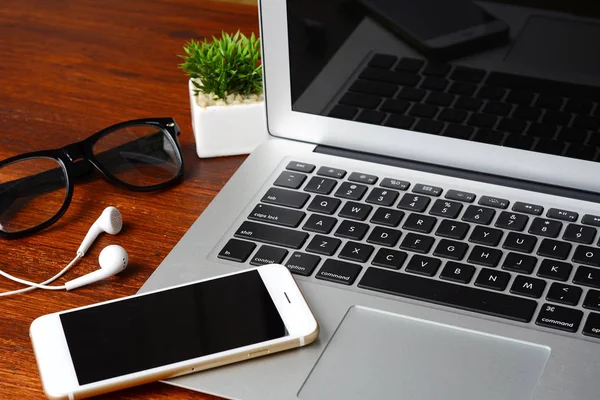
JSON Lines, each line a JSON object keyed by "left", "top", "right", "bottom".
{"left": 139, "top": 0, "right": 600, "bottom": 399}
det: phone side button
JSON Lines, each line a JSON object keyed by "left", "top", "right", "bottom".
{"left": 248, "top": 349, "right": 270, "bottom": 359}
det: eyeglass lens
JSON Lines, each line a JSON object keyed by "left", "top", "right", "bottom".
{"left": 0, "top": 157, "right": 67, "bottom": 233}
{"left": 92, "top": 124, "right": 181, "bottom": 188}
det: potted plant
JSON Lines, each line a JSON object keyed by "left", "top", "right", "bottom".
{"left": 179, "top": 31, "right": 267, "bottom": 158}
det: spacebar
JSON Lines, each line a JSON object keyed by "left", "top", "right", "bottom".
{"left": 358, "top": 268, "right": 537, "bottom": 323}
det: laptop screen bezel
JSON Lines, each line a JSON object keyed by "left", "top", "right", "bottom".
{"left": 258, "top": 0, "right": 600, "bottom": 194}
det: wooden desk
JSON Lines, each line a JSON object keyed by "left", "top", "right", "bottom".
{"left": 0, "top": 1, "right": 258, "bottom": 398}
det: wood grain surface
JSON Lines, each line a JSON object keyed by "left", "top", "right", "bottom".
{"left": 0, "top": 0, "right": 259, "bottom": 398}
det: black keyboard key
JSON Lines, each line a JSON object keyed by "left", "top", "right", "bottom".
{"left": 380, "top": 99, "right": 410, "bottom": 114}
{"left": 429, "top": 199, "right": 463, "bottom": 219}
{"left": 565, "top": 98, "right": 593, "bottom": 114}
{"left": 317, "top": 166, "right": 346, "bottom": 179}
{"left": 316, "top": 259, "right": 362, "bottom": 285}
{"left": 248, "top": 204, "right": 306, "bottom": 228}
{"left": 413, "top": 184, "right": 443, "bottom": 197}
{"left": 420, "top": 77, "right": 448, "bottom": 91}
{"left": 547, "top": 208, "right": 579, "bottom": 222}
{"left": 583, "top": 313, "right": 600, "bottom": 338}
{"left": 422, "top": 63, "right": 451, "bottom": 77}
{"left": 339, "top": 201, "right": 373, "bottom": 221}
{"left": 573, "top": 245, "right": 600, "bottom": 267}
{"left": 380, "top": 178, "right": 410, "bottom": 191}
{"left": 433, "top": 239, "right": 469, "bottom": 260}
{"left": 414, "top": 119, "right": 444, "bottom": 134}
{"left": 467, "top": 246, "right": 502, "bottom": 267}
{"left": 385, "top": 115, "right": 416, "bottom": 130}
{"left": 368, "top": 53, "right": 397, "bottom": 69}
{"left": 250, "top": 245, "right": 288, "bottom": 266}
{"left": 497, "top": 118, "right": 527, "bottom": 134}
{"left": 409, "top": 104, "right": 439, "bottom": 119}
{"left": 329, "top": 105, "right": 358, "bottom": 120}
{"left": 495, "top": 211, "right": 528, "bottom": 231}
{"left": 350, "top": 79, "right": 397, "bottom": 97}
{"left": 438, "top": 109, "right": 468, "bottom": 123}
{"left": 503, "top": 133, "right": 535, "bottom": 150}
{"left": 359, "top": 267, "right": 537, "bottom": 322}
{"left": 472, "top": 129, "right": 504, "bottom": 145}
{"left": 583, "top": 290, "right": 600, "bottom": 311}
{"left": 479, "top": 195, "right": 509, "bottom": 209}
{"left": 274, "top": 171, "right": 307, "bottom": 189}
{"left": 528, "top": 123, "right": 558, "bottom": 139}
{"left": 565, "top": 144, "right": 597, "bottom": 161}
{"left": 403, "top": 213, "right": 438, "bottom": 234}
{"left": 286, "top": 161, "right": 315, "bottom": 173}
{"left": 563, "top": 224, "right": 596, "bottom": 244}
{"left": 262, "top": 187, "right": 310, "bottom": 209}
{"left": 462, "top": 205, "right": 495, "bottom": 225}
{"left": 537, "top": 259, "right": 573, "bottom": 282}
{"left": 405, "top": 255, "right": 441, "bottom": 276}
{"left": 235, "top": 221, "right": 309, "bottom": 249}
{"left": 557, "top": 127, "right": 587, "bottom": 143}
{"left": 445, "top": 189, "right": 476, "bottom": 203}
{"left": 218, "top": 239, "right": 256, "bottom": 262}
{"left": 306, "top": 235, "right": 342, "bottom": 256}
{"left": 357, "top": 110, "right": 386, "bottom": 124}
{"left": 348, "top": 172, "right": 378, "bottom": 185}
{"left": 425, "top": 91, "right": 454, "bottom": 106}
{"left": 534, "top": 139, "right": 565, "bottom": 155}
{"left": 546, "top": 283, "right": 582, "bottom": 306}
{"left": 583, "top": 214, "right": 600, "bottom": 227}
{"left": 334, "top": 220, "right": 369, "bottom": 240}
{"left": 339, "top": 241, "right": 375, "bottom": 263}
{"left": 371, "top": 207, "right": 405, "bottom": 227}
{"left": 573, "top": 266, "right": 600, "bottom": 289}
{"left": 285, "top": 252, "right": 321, "bottom": 276}
{"left": 435, "top": 219, "right": 470, "bottom": 240}
{"left": 529, "top": 217, "right": 562, "bottom": 238}
{"left": 400, "top": 233, "right": 435, "bottom": 253}
{"left": 307, "top": 195, "right": 341, "bottom": 215}
{"left": 474, "top": 268, "right": 511, "bottom": 291}
{"left": 503, "top": 232, "right": 537, "bottom": 253}
{"left": 513, "top": 106, "right": 542, "bottom": 121}
{"left": 443, "top": 123, "right": 474, "bottom": 139}
{"left": 502, "top": 252, "right": 537, "bottom": 274}
{"left": 366, "top": 187, "right": 399, "bottom": 206}
{"left": 448, "top": 81, "right": 477, "bottom": 96}
{"left": 339, "top": 92, "right": 381, "bottom": 109}
{"left": 482, "top": 101, "right": 512, "bottom": 117}
{"left": 486, "top": 71, "right": 600, "bottom": 100}
{"left": 335, "top": 182, "right": 368, "bottom": 200}
{"left": 535, "top": 95, "right": 563, "bottom": 110}
{"left": 573, "top": 115, "right": 600, "bottom": 131}
{"left": 440, "top": 262, "right": 476, "bottom": 284}
{"left": 469, "top": 226, "right": 503, "bottom": 246}
{"left": 304, "top": 176, "right": 337, "bottom": 195}
{"left": 397, "top": 87, "right": 427, "bottom": 101}
{"left": 302, "top": 214, "right": 337, "bottom": 234}
{"left": 397, "top": 193, "right": 431, "bottom": 212}
{"left": 536, "top": 303, "right": 582, "bottom": 333}
{"left": 367, "top": 226, "right": 402, "bottom": 247}
{"left": 512, "top": 202, "right": 543, "bottom": 216}
{"left": 537, "top": 239, "right": 572, "bottom": 260}
{"left": 506, "top": 90, "right": 535, "bottom": 106}
{"left": 451, "top": 66, "right": 486, "bottom": 83}
{"left": 454, "top": 96, "right": 483, "bottom": 111}
{"left": 396, "top": 57, "right": 425, "bottom": 72}
{"left": 477, "top": 85, "right": 506, "bottom": 100}
{"left": 510, "top": 275, "right": 546, "bottom": 298}
{"left": 360, "top": 67, "right": 421, "bottom": 87}
{"left": 542, "top": 111, "right": 571, "bottom": 126}
{"left": 372, "top": 248, "right": 408, "bottom": 270}
{"left": 467, "top": 113, "right": 498, "bottom": 128}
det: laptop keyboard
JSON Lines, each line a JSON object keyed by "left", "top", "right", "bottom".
{"left": 329, "top": 53, "right": 600, "bottom": 162}
{"left": 218, "top": 160, "right": 600, "bottom": 339}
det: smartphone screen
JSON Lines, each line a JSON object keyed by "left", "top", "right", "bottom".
{"left": 59, "top": 270, "right": 287, "bottom": 385}
{"left": 362, "top": 0, "right": 496, "bottom": 40}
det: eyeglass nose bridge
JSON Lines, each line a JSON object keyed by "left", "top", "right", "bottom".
{"left": 61, "top": 141, "right": 87, "bottom": 162}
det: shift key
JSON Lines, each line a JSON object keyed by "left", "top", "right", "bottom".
{"left": 235, "top": 221, "right": 308, "bottom": 249}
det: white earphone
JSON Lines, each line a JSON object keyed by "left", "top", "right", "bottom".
{"left": 0, "top": 207, "right": 129, "bottom": 296}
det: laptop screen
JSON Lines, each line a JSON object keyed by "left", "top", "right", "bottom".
{"left": 285, "top": 0, "right": 600, "bottom": 164}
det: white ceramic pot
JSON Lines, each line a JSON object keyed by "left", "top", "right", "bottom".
{"left": 189, "top": 79, "right": 268, "bottom": 158}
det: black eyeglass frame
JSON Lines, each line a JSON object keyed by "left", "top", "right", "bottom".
{"left": 0, "top": 117, "right": 184, "bottom": 239}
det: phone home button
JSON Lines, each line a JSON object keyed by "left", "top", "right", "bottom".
{"left": 248, "top": 349, "right": 270, "bottom": 359}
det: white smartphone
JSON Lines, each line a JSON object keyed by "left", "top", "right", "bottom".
{"left": 30, "top": 264, "right": 319, "bottom": 400}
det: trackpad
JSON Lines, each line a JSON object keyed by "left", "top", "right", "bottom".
{"left": 299, "top": 306, "right": 550, "bottom": 400}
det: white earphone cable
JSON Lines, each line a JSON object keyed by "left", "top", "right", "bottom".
{"left": 0, "top": 254, "right": 82, "bottom": 297}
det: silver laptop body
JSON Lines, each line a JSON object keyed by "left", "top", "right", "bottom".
{"left": 140, "top": 1, "right": 600, "bottom": 399}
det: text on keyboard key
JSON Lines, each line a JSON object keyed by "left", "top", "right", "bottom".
{"left": 248, "top": 204, "right": 306, "bottom": 228}
{"left": 218, "top": 239, "right": 256, "bottom": 263}
{"left": 583, "top": 313, "right": 600, "bottom": 338}
{"left": 573, "top": 266, "right": 600, "bottom": 289}
{"left": 307, "top": 195, "right": 341, "bottom": 215}
{"left": 274, "top": 171, "right": 307, "bottom": 189}
{"left": 572, "top": 245, "right": 600, "bottom": 267}
{"left": 536, "top": 303, "right": 583, "bottom": 332}
{"left": 462, "top": 205, "right": 495, "bottom": 225}
{"left": 285, "top": 252, "right": 321, "bottom": 276}
{"left": 250, "top": 245, "right": 288, "bottom": 266}
{"left": 397, "top": 193, "right": 431, "bottom": 212}
{"left": 335, "top": 182, "right": 368, "bottom": 200}
{"left": 316, "top": 259, "right": 362, "bottom": 285}
{"left": 502, "top": 252, "right": 537, "bottom": 274}
{"left": 262, "top": 187, "right": 310, "bottom": 209}
{"left": 478, "top": 195, "right": 509, "bottom": 209}
{"left": 235, "top": 221, "right": 309, "bottom": 249}
{"left": 445, "top": 189, "right": 475, "bottom": 203}
{"left": 372, "top": 248, "right": 408, "bottom": 270}
{"left": 306, "top": 235, "right": 342, "bottom": 256}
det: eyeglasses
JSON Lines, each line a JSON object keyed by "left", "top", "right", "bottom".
{"left": 0, "top": 117, "right": 184, "bottom": 238}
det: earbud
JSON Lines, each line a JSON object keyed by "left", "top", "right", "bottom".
{"left": 65, "top": 245, "right": 129, "bottom": 291}
{"left": 76, "top": 206, "right": 123, "bottom": 256}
